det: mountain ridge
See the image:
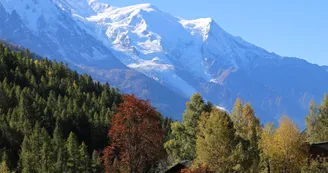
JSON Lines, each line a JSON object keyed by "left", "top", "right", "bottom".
{"left": 1, "top": 0, "right": 327, "bottom": 125}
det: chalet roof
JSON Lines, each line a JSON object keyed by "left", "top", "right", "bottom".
{"left": 165, "top": 160, "right": 192, "bottom": 173}
{"left": 309, "top": 141, "right": 328, "bottom": 157}
{"left": 310, "top": 141, "right": 328, "bottom": 151}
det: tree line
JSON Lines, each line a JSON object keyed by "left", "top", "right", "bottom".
{"left": 164, "top": 94, "right": 328, "bottom": 173}
{"left": 1, "top": 44, "right": 328, "bottom": 173}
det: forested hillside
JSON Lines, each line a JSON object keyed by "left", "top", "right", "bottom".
{"left": 0, "top": 43, "right": 121, "bottom": 172}
{"left": 0, "top": 44, "right": 171, "bottom": 172}
{"left": 1, "top": 44, "right": 328, "bottom": 173}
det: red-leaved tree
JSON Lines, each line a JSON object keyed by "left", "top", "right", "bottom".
{"left": 102, "top": 94, "right": 165, "bottom": 173}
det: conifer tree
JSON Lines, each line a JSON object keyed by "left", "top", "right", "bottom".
{"left": 20, "top": 136, "right": 33, "bottom": 173}
{"left": 41, "top": 128, "right": 53, "bottom": 173}
{"left": 91, "top": 150, "right": 102, "bottom": 173}
{"left": 78, "top": 142, "right": 90, "bottom": 173}
{"left": 67, "top": 132, "right": 79, "bottom": 173}
{"left": 52, "top": 124, "right": 67, "bottom": 172}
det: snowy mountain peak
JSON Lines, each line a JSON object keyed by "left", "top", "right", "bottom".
{"left": 180, "top": 18, "right": 213, "bottom": 40}
{"left": 1, "top": 0, "right": 59, "bottom": 31}
{"left": 54, "top": 0, "right": 96, "bottom": 17}
{"left": 119, "top": 3, "right": 157, "bottom": 12}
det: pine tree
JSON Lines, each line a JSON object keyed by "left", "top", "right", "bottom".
{"left": 78, "top": 142, "right": 90, "bottom": 173}
{"left": 30, "top": 123, "right": 43, "bottom": 172}
{"left": 20, "top": 136, "right": 33, "bottom": 173}
{"left": 52, "top": 124, "right": 67, "bottom": 172}
{"left": 41, "top": 128, "right": 53, "bottom": 173}
{"left": 67, "top": 132, "right": 79, "bottom": 173}
{"left": 91, "top": 150, "right": 102, "bottom": 173}
{"left": 25, "top": 49, "right": 31, "bottom": 59}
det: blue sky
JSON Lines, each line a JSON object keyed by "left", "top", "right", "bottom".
{"left": 105, "top": 0, "right": 328, "bottom": 65}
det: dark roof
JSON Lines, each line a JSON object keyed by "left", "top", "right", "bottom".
{"left": 165, "top": 160, "right": 191, "bottom": 173}
{"left": 309, "top": 141, "right": 328, "bottom": 157}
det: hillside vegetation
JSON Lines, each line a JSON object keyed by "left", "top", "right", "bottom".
{"left": 1, "top": 44, "right": 328, "bottom": 172}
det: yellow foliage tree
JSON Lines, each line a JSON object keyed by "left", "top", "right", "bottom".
{"left": 195, "top": 109, "right": 237, "bottom": 172}
{"left": 260, "top": 116, "right": 307, "bottom": 172}
{"left": 0, "top": 161, "right": 10, "bottom": 173}
{"left": 231, "top": 98, "right": 243, "bottom": 133}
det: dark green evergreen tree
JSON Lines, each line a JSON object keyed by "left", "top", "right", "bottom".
{"left": 78, "top": 142, "right": 90, "bottom": 173}
{"left": 67, "top": 132, "right": 79, "bottom": 173}
{"left": 91, "top": 150, "right": 102, "bottom": 173}
{"left": 164, "top": 93, "right": 212, "bottom": 162}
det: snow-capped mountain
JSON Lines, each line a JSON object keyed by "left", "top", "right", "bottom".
{"left": 63, "top": 1, "right": 282, "bottom": 99}
{"left": 0, "top": 0, "right": 187, "bottom": 118}
{"left": 1, "top": 0, "right": 328, "bottom": 125}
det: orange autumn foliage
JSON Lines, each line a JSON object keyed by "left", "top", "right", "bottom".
{"left": 102, "top": 94, "right": 165, "bottom": 173}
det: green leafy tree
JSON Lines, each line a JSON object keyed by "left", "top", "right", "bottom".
{"left": 165, "top": 93, "right": 212, "bottom": 162}
{"left": 305, "top": 94, "right": 328, "bottom": 142}
{"left": 305, "top": 100, "right": 319, "bottom": 142}
{"left": 230, "top": 100, "right": 261, "bottom": 172}
{"left": 195, "top": 108, "right": 237, "bottom": 172}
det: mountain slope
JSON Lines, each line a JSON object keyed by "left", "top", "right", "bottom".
{"left": 1, "top": 0, "right": 327, "bottom": 125}
{"left": 0, "top": 0, "right": 187, "bottom": 118}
